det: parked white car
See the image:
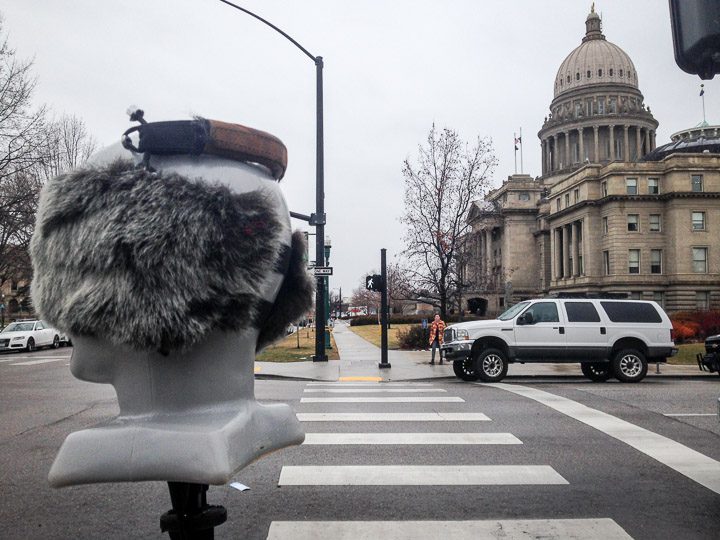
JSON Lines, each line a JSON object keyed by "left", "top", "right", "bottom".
{"left": 0, "top": 320, "right": 61, "bottom": 352}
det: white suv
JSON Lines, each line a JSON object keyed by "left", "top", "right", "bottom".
{"left": 0, "top": 320, "right": 61, "bottom": 352}
{"left": 442, "top": 298, "right": 677, "bottom": 383}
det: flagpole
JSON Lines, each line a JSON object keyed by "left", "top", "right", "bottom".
{"left": 519, "top": 127, "right": 524, "bottom": 174}
{"left": 701, "top": 84, "right": 706, "bottom": 123}
{"left": 513, "top": 132, "right": 517, "bottom": 174}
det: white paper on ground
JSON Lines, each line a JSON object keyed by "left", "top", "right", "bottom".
{"left": 229, "top": 482, "right": 250, "bottom": 491}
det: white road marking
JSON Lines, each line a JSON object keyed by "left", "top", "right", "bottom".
{"left": 302, "top": 433, "right": 521, "bottom": 445}
{"left": 491, "top": 383, "right": 720, "bottom": 495}
{"left": 10, "top": 358, "right": 70, "bottom": 366}
{"left": 664, "top": 413, "right": 717, "bottom": 417}
{"left": 278, "top": 465, "right": 567, "bottom": 486}
{"left": 300, "top": 397, "right": 464, "bottom": 403}
{"left": 303, "top": 388, "right": 446, "bottom": 393}
{"left": 296, "top": 412, "right": 491, "bottom": 422}
{"left": 267, "top": 518, "right": 632, "bottom": 540}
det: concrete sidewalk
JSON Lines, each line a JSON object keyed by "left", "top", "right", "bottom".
{"left": 254, "top": 321, "right": 713, "bottom": 382}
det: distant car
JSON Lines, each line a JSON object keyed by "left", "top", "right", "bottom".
{"left": 0, "top": 320, "right": 61, "bottom": 352}
{"left": 58, "top": 332, "right": 73, "bottom": 347}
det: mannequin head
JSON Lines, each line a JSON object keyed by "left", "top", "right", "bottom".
{"left": 30, "top": 121, "right": 313, "bottom": 382}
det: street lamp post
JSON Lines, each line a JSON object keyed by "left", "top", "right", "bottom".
{"left": 219, "top": 0, "right": 328, "bottom": 362}
{"left": 324, "top": 237, "right": 332, "bottom": 349}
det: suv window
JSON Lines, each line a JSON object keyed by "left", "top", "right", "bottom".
{"left": 564, "top": 302, "right": 600, "bottom": 322}
{"left": 523, "top": 302, "right": 559, "bottom": 323}
{"left": 600, "top": 301, "right": 661, "bottom": 323}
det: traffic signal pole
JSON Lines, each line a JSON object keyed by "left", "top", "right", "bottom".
{"left": 379, "top": 248, "right": 391, "bottom": 369}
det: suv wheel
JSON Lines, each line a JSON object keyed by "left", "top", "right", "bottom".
{"left": 475, "top": 348, "right": 509, "bottom": 383}
{"left": 612, "top": 348, "right": 648, "bottom": 383}
{"left": 26, "top": 338, "right": 35, "bottom": 352}
{"left": 52, "top": 335, "right": 60, "bottom": 349}
{"left": 453, "top": 358, "right": 479, "bottom": 381}
{"left": 581, "top": 362, "right": 611, "bottom": 382}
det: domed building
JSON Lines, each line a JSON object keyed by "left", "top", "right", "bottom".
{"left": 539, "top": 6, "right": 658, "bottom": 182}
{"left": 464, "top": 6, "right": 720, "bottom": 315}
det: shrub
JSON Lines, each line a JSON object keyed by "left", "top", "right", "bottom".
{"left": 349, "top": 313, "right": 485, "bottom": 326}
{"left": 397, "top": 325, "right": 429, "bottom": 349}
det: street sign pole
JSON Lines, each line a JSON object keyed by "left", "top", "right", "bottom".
{"left": 378, "top": 248, "right": 391, "bottom": 369}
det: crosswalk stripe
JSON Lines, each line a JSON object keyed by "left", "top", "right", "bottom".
{"left": 10, "top": 358, "right": 69, "bottom": 366}
{"left": 302, "top": 433, "right": 521, "bottom": 445}
{"left": 303, "top": 388, "right": 446, "bottom": 393}
{"left": 267, "top": 518, "right": 633, "bottom": 540}
{"left": 278, "top": 465, "right": 568, "bottom": 486}
{"left": 296, "top": 412, "right": 491, "bottom": 422}
{"left": 491, "top": 383, "right": 720, "bottom": 495}
{"left": 300, "top": 397, "right": 464, "bottom": 403}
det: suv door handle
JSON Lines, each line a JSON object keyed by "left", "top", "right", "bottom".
{"left": 600, "top": 327, "right": 606, "bottom": 335}
{"left": 554, "top": 327, "right": 565, "bottom": 334}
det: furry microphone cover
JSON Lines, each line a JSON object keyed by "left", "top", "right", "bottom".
{"left": 30, "top": 159, "right": 313, "bottom": 354}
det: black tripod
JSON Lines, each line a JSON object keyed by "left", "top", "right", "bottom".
{"left": 160, "top": 482, "right": 227, "bottom": 539}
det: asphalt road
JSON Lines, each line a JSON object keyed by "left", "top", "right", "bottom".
{"left": 1, "top": 348, "right": 720, "bottom": 539}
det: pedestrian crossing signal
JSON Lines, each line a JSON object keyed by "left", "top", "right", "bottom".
{"left": 366, "top": 274, "right": 384, "bottom": 292}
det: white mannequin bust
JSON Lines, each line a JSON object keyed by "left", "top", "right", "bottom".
{"left": 44, "top": 147, "right": 306, "bottom": 487}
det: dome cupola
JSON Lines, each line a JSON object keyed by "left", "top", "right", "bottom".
{"left": 554, "top": 6, "right": 638, "bottom": 98}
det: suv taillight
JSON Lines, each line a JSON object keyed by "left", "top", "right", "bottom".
{"left": 670, "top": 329, "right": 675, "bottom": 341}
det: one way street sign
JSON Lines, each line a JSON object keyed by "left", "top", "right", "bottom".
{"left": 314, "top": 267, "right": 333, "bottom": 276}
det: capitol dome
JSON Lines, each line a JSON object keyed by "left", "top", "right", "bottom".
{"left": 553, "top": 8, "right": 638, "bottom": 98}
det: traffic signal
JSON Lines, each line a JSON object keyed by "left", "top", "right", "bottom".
{"left": 365, "top": 274, "right": 384, "bottom": 292}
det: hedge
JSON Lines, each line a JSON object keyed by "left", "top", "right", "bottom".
{"left": 349, "top": 314, "right": 486, "bottom": 327}
{"left": 669, "top": 310, "right": 720, "bottom": 342}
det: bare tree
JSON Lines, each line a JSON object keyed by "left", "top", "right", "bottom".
{"left": 0, "top": 19, "right": 96, "bottom": 288}
{"left": 399, "top": 124, "right": 497, "bottom": 318}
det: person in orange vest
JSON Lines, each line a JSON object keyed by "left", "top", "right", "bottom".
{"left": 428, "top": 313, "right": 446, "bottom": 365}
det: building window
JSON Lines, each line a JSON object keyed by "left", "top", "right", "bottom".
{"left": 651, "top": 249, "right": 662, "bottom": 274}
{"left": 629, "top": 291, "right": 642, "bottom": 300}
{"left": 627, "top": 214, "right": 639, "bottom": 232}
{"left": 697, "top": 291, "right": 710, "bottom": 310}
{"left": 603, "top": 251, "right": 611, "bottom": 275}
{"left": 653, "top": 291, "right": 665, "bottom": 307}
{"left": 693, "top": 247, "right": 708, "bottom": 273}
{"left": 576, "top": 72, "right": 580, "bottom": 81}
{"left": 565, "top": 193, "right": 570, "bottom": 207}
{"left": 574, "top": 189, "right": 579, "bottom": 203}
{"left": 598, "top": 99, "right": 605, "bottom": 114}
{"left": 587, "top": 70, "right": 591, "bottom": 78}
{"left": 619, "top": 69, "right": 624, "bottom": 77}
{"left": 692, "top": 211, "right": 706, "bottom": 231}
{"left": 648, "top": 178, "right": 659, "bottom": 194}
{"left": 615, "top": 138, "right": 623, "bottom": 160}
{"left": 626, "top": 178, "right": 638, "bottom": 195}
{"left": 602, "top": 216, "right": 609, "bottom": 234}
{"left": 628, "top": 249, "right": 640, "bottom": 274}
{"left": 692, "top": 174, "right": 704, "bottom": 192}
{"left": 499, "top": 297, "right": 505, "bottom": 308}
{"left": 567, "top": 75, "right": 571, "bottom": 83}
{"left": 598, "top": 68, "right": 603, "bottom": 77}
{"left": 609, "top": 68, "right": 614, "bottom": 76}
{"left": 609, "top": 97, "right": 616, "bottom": 112}
{"left": 649, "top": 214, "right": 661, "bottom": 232}
{"left": 519, "top": 192, "right": 530, "bottom": 201}
{"left": 556, "top": 198, "right": 560, "bottom": 211}
{"left": 601, "top": 181, "right": 608, "bottom": 197}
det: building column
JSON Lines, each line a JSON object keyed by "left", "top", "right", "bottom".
{"left": 635, "top": 126, "right": 642, "bottom": 159}
{"left": 563, "top": 225, "right": 571, "bottom": 278}
{"left": 623, "top": 124, "right": 630, "bottom": 161}
{"left": 550, "top": 135, "right": 556, "bottom": 171}
{"left": 564, "top": 131, "right": 570, "bottom": 167}
{"left": 550, "top": 227, "right": 556, "bottom": 280}
{"left": 572, "top": 221, "right": 581, "bottom": 276}
{"left": 609, "top": 124, "right": 615, "bottom": 160}
{"left": 485, "top": 229, "right": 492, "bottom": 279}
{"left": 593, "top": 125, "right": 599, "bottom": 162}
{"left": 650, "top": 129, "right": 656, "bottom": 150}
{"left": 555, "top": 228, "right": 563, "bottom": 280}
{"left": 578, "top": 127, "right": 585, "bottom": 163}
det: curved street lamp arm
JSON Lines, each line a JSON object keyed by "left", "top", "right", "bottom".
{"left": 217, "top": 0, "right": 318, "bottom": 63}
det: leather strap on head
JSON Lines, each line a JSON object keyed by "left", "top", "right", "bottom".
{"left": 123, "top": 118, "right": 288, "bottom": 180}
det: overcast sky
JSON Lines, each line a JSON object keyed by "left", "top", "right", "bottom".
{"left": 4, "top": 1, "right": 717, "bottom": 297}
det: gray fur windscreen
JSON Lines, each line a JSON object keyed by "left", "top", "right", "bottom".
{"left": 30, "top": 159, "right": 313, "bottom": 353}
